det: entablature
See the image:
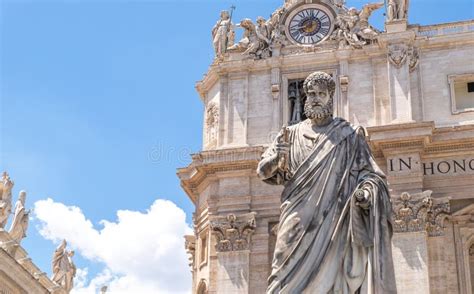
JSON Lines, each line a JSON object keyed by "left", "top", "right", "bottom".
{"left": 177, "top": 146, "right": 265, "bottom": 203}
{"left": 368, "top": 122, "right": 474, "bottom": 157}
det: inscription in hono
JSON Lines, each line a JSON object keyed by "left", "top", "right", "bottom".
{"left": 388, "top": 156, "right": 474, "bottom": 176}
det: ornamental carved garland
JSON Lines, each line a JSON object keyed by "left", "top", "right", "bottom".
{"left": 210, "top": 212, "right": 256, "bottom": 252}
{"left": 184, "top": 235, "right": 196, "bottom": 270}
{"left": 392, "top": 191, "right": 450, "bottom": 236}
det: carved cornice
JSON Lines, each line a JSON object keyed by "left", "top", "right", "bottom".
{"left": 367, "top": 122, "right": 474, "bottom": 157}
{"left": 177, "top": 147, "right": 265, "bottom": 203}
{"left": 210, "top": 212, "right": 257, "bottom": 252}
{"left": 392, "top": 191, "right": 450, "bottom": 236}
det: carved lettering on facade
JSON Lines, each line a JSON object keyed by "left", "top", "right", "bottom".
{"left": 387, "top": 156, "right": 474, "bottom": 176}
{"left": 210, "top": 212, "right": 256, "bottom": 252}
{"left": 392, "top": 191, "right": 450, "bottom": 236}
{"left": 423, "top": 158, "right": 474, "bottom": 176}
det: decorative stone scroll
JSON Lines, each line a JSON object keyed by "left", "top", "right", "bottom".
{"left": 392, "top": 191, "right": 450, "bottom": 236}
{"left": 184, "top": 235, "right": 196, "bottom": 270}
{"left": 205, "top": 103, "right": 219, "bottom": 148}
{"left": 210, "top": 212, "right": 256, "bottom": 252}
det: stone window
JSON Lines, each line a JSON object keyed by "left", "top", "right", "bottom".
{"left": 448, "top": 73, "right": 474, "bottom": 114}
{"left": 288, "top": 79, "right": 308, "bottom": 125}
{"left": 199, "top": 232, "right": 208, "bottom": 267}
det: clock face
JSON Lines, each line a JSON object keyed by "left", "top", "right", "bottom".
{"left": 287, "top": 7, "right": 332, "bottom": 45}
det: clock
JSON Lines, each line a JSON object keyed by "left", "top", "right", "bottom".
{"left": 285, "top": 4, "right": 335, "bottom": 45}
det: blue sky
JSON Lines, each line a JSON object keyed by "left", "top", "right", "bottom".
{"left": 1, "top": 0, "right": 473, "bottom": 292}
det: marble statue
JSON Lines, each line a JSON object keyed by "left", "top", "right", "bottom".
{"left": 212, "top": 10, "right": 234, "bottom": 58}
{"left": 387, "top": 0, "right": 397, "bottom": 22}
{"left": 230, "top": 18, "right": 272, "bottom": 59}
{"left": 331, "top": 3, "right": 383, "bottom": 49}
{"left": 397, "top": 0, "right": 409, "bottom": 20}
{"left": 387, "top": 0, "right": 409, "bottom": 21}
{"left": 52, "top": 240, "right": 76, "bottom": 293}
{"left": 257, "top": 72, "right": 396, "bottom": 293}
{"left": 0, "top": 172, "right": 13, "bottom": 228}
{"left": 8, "top": 190, "right": 29, "bottom": 244}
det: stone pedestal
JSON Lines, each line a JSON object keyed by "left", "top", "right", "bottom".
{"left": 216, "top": 251, "right": 250, "bottom": 293}
{"left": 385, "top": 20, "right": 408, "bottom": 33}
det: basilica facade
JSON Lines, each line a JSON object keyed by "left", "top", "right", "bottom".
{"left": 178, "top": 0, "right": 474, "bottom": 293}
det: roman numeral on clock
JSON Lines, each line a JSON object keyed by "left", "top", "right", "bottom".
{"left": 319, "top": 28, "right": 329, "bottom": 35}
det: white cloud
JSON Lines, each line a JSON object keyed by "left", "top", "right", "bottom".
{"left": 33, "top": 198, "right": 193, "bottom": 294}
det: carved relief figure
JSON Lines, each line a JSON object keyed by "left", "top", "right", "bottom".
{"left": 52, "top": 240, "right": 76, "bottom": 293}
{"left": 268, "top": 7, "right": 286, "bottom": 45}
{"left": 257, "top": 72, "right": 396, "bottom": 293}
{"left": 8, "top": 190, "right": 29, "bottom": 244}
{"left": 212, "top": 10, "right": 234, "bottom": 58}
{"left": 331, "top": 2, "right": 383, "bottom": 49}
{"left": 0, "top": 172, "right": 13, "bottom": 228}
{"left": 231, "top": 18, "right": 272, "bottom": 59}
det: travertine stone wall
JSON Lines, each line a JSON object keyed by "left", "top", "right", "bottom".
{"left": 392, "top": 232, "right": 430, "bottom": 293}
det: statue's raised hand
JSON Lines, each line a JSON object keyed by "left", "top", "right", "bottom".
{"left": 275, "top": 128, "right": 290, "bottom": 172}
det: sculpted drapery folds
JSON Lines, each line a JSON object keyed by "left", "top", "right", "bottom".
{"left": 257, "top": 72, "right": 396, "bottom": 294}
{"left": 9, "top": 190, "right": 29, "bottom": 244}
{"left": 212, "top": 10, "right": 233, "bottom": 58}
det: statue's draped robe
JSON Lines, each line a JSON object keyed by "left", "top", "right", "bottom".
{"left": 9, "top": 200, "right": 28, "bottom": 243}
{"left": 264, "top": 118, "right": 396, "bottom": 294}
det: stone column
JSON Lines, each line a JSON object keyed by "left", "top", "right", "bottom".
{"left": 210, "top": 212, "right": 256, "bottom": 294}
{"left": 219, "top": 74, "right": 229, "bottom": 147}
{"left": 379, "top": 31, "right": 417, "bottom": 124}
{"left": 335, "top": 49, "right": 351, "bottom": 120}
{"left": 271, "top": 67, "right": 281, "bottom": 133}
{"left": 391, "top": 191, "right": 450, "bottom": 294}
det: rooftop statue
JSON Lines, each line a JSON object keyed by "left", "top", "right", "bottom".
{"left": 257, "top": 72, "right": 397, "bottom": 293}
{"left": 230, "top": 16, "right": 275, "bottom": 59}
{"left": 387, "top": 0, "right": 409, "bottom": 21}
{"left": 8, "top": 190, "right": 29, "bottom": 244}
{"left": 212, "top": 9, "right": 235, "bottom": 59}
{"left": 52, "top": 240, "right": 76, "bottom": 293}
{"left": 0, "top": 172, "right": 13, "bottom": 228}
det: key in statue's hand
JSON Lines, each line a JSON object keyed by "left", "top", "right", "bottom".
{"left": 354, "top": 187, "right": 371, "bottom": 209}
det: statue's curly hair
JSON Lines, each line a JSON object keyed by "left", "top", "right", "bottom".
{"left": 303, "top": 71, "right": 336, "bottom": 98}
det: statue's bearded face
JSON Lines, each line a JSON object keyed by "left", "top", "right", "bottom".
{"left": 304, "top": 83, "right": 333, "bottom": 120}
